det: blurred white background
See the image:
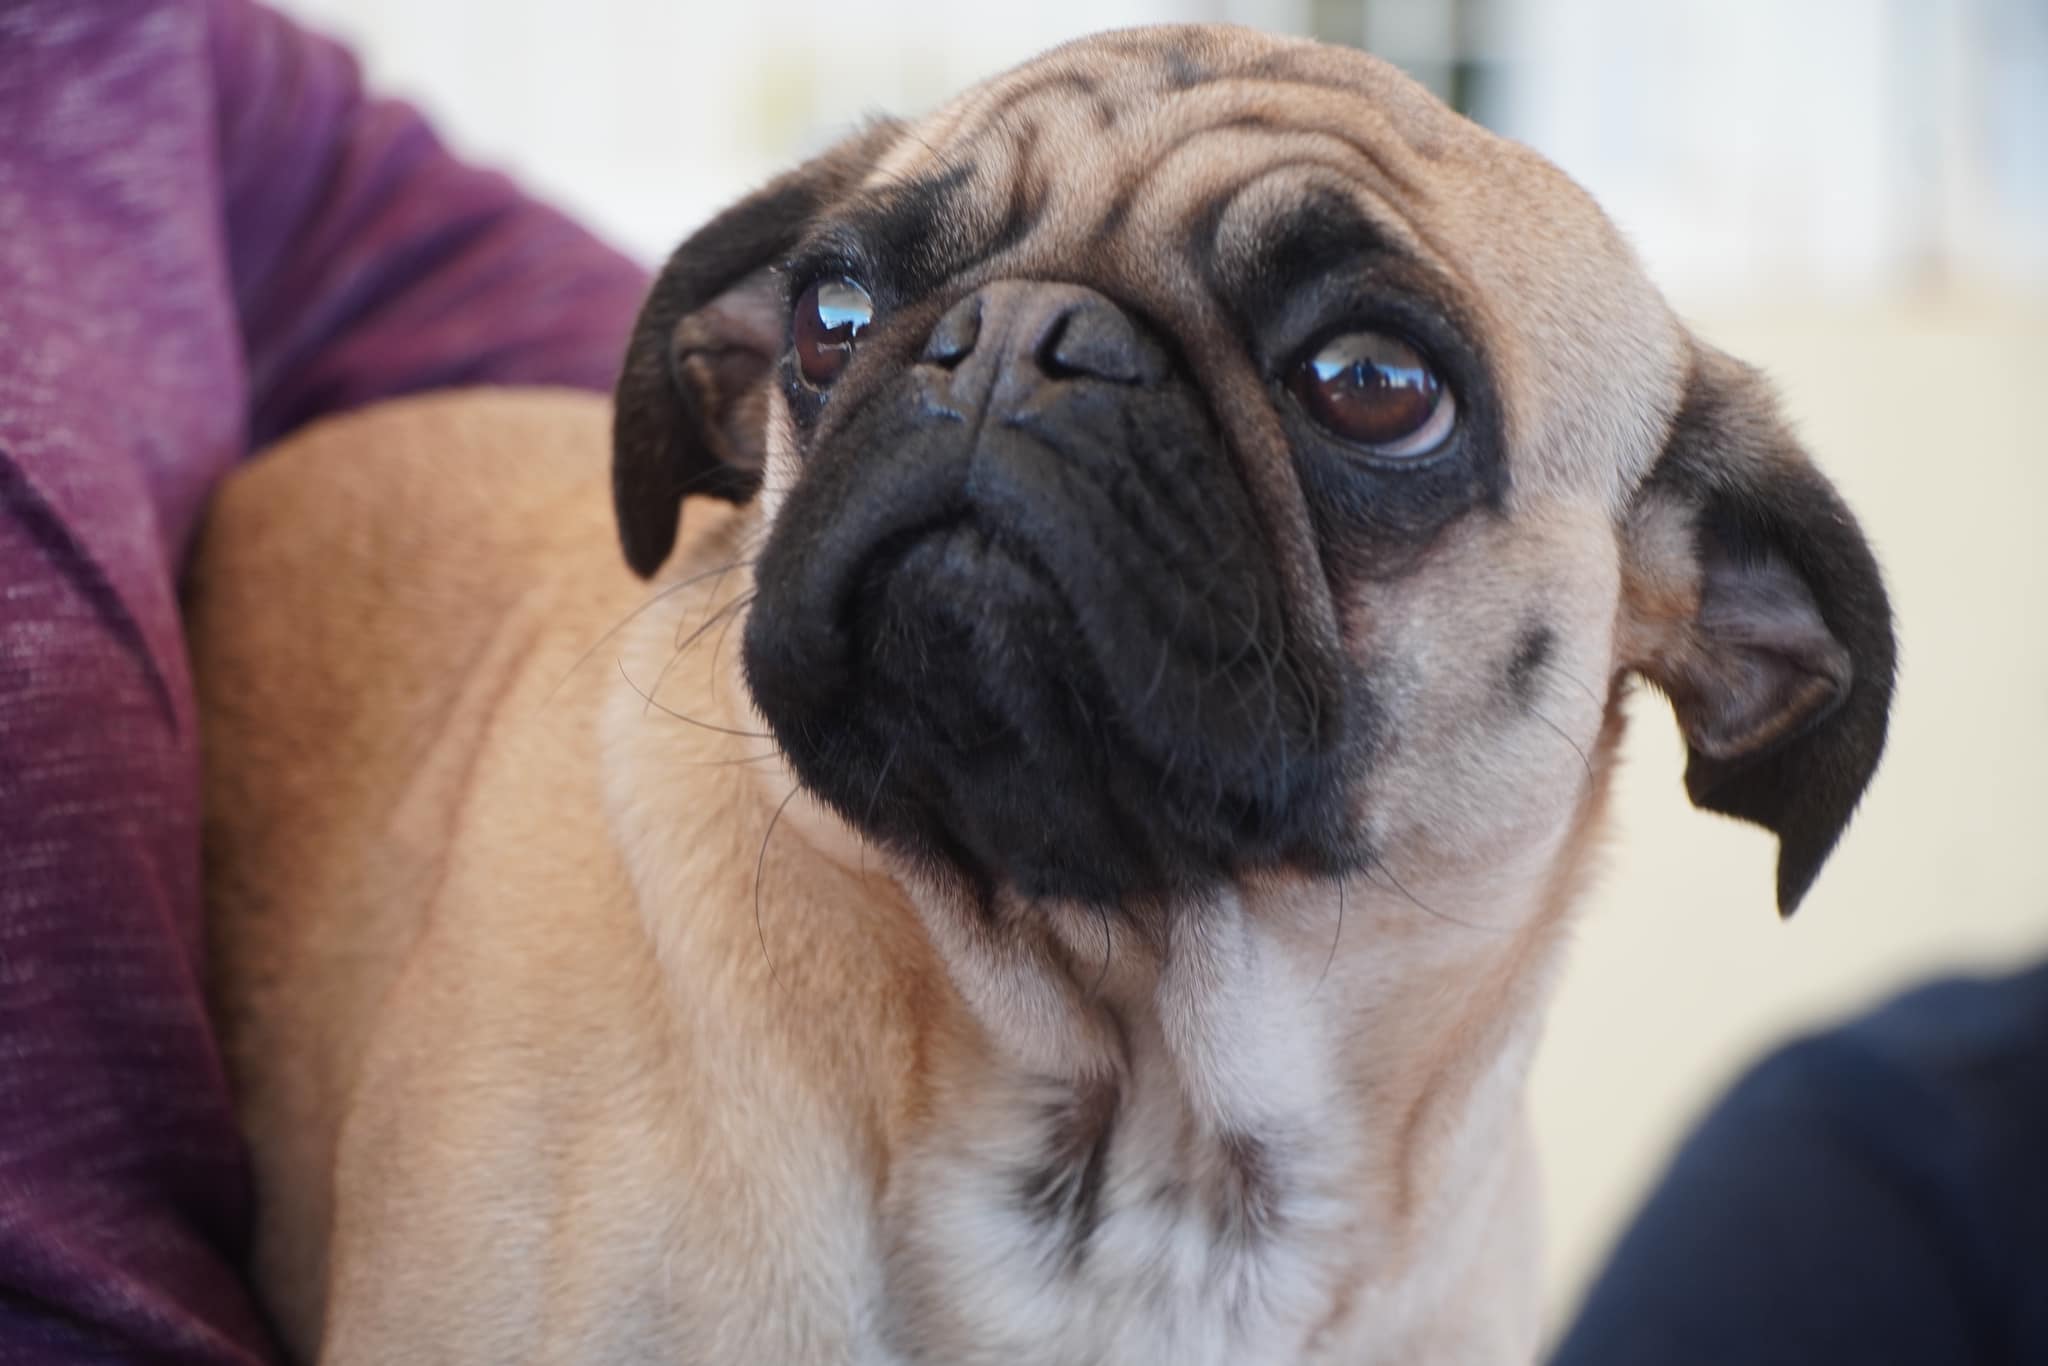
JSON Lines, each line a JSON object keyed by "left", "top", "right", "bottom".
{"left": 272, "top": 0, "right": 2048, "bottom": 1341}
{"left": 275, "top": 0, "right": 2047, "bottom": 298}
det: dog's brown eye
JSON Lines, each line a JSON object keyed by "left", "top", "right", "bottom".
{"left": 793, "top": 277, "right": 874, "bottom": 388}
{"left": 1290, "top": 330, "right": 1455, "bottom": 457}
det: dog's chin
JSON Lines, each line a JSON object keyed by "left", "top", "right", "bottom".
{"left": 741, "top": 380, "right": 1358, "bottom": 907}
{"left": 819, "top": 515, "right": 1223, "bottom": 901}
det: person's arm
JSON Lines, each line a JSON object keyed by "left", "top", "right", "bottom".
{"left": 1, "top": 5, "right": 649, "bottom": 1360}
{"left": 209, "top": 0, "right": 650, "bottom": 451}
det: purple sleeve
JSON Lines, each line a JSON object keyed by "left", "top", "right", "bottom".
{"left": 0, "top": 3, "right": 651, "bottom": 1360}
{"left": 210, "top": 0, "right": 651, "bottom": 449}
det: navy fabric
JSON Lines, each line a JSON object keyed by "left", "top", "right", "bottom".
{"left": 1554, "top": 960, "right": 2048, "bottom": 1366}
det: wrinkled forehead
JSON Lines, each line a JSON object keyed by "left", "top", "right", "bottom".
{"left": 865, "top": 28, "right": 1477, "bottom": 278}
{"left": 848, "top": 25, "right": 1688, "bottom": 505}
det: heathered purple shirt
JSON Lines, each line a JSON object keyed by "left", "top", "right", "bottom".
{"left": 0, "top": 3, "right": 648, "bottom": 1358}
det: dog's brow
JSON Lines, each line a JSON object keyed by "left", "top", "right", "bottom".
{"left": 988, "top": 119, "right": 1049, "bottom": 257}
{"left": 1249, "top": 192, "right": 1403, "bottom": 290}
{"left": 1193, "top": 183, "right": 1408, "bottom": 311}
{"left": 833, "top": 164, "right": 981, "bottom": 293}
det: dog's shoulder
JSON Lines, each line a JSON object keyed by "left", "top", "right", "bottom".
{"left": 187, "top": 389, "right": 664, "bottom": 1352}
{"left": 193, "top": 387, "right": 620, "bottom": 625}
{"left": 189, "top": 387, "right": 626, "bottom": 776}
{"left": 189, "top": 386, "right": 635, "bottom": 901}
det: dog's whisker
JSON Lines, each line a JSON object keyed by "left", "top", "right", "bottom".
{"left": 1085, "top": 903, "right": 1114, "bottom": 1005}
{"left": 680, "top": 749, "right": 786, "bottom": 768}
{"left": 754, "top": 783, "right": 802, "bottom": 995}
{"left": 615, "top": 658, "right": 773, "bottom": 738}
{"left": 855, "top": 740, "right": 902, "bottom": 883}
{"left": 1257, "top": 637, "right": 1287, "bottom": 776}
{"left": 545, "top": 557, "right": 758, "bottom": 704}
{"left": 863, "top": 741, "right": 901, "bottom": 828}
{"left": 1365, "top": 856, "right": 1512, "bottom": 935}
{"left": 1312, "top": 873, "right": 1347, "bottom": 999}
{"left": 1553, "top": 662, "right": 1608, "bottom": 711}
{"left": 1529, "top": 702, "right": 1595, "bottom": 782}
{"left": 672, "top": 557, "right": 750, "bottom": 649}
{"left": 645, "top": 591, "right": 756, "bottom": 718}
{"left": 1137, "top": 624, "right": 1175, "bottom": 715}
{"left": 708, "top": 588, "right": 755, "bottom": 676}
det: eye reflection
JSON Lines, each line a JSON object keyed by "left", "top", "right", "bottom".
{"left": 1291, "top": 331, "right": 1455, "bottom": 457}
{"left": 793, "top": 277, "right": 875, "bottom": 388}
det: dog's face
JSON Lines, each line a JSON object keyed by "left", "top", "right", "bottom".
{"left": 614, "top": 26, "right": 1892, "bottom": 921}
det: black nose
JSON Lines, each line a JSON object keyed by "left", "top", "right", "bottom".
{"left": 920, "top": 282, "right": 1169, "bottom": 415}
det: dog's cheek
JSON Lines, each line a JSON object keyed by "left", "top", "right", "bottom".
{"left": 1343, "top": 508, "right": 1620, "bottom": 868}
{"left": 749, "top": 392, "right": 806, "bottom": 531}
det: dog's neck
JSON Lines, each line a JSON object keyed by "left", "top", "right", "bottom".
{"left": 871, "top": 839, "right": 1588, "bottom": 1362}
{"left": 604, "top": 564, "right": 1611, "bottom": 1363}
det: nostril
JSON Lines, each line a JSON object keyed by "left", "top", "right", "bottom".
{"left": 1040, "top": 303, "right": 1148, "bottom": 384}
{"left": 1034, "top": 313, "right": 1082, "bottom": 380}
{"left": 923, "top": 296, "right": 982, "bottom": 368}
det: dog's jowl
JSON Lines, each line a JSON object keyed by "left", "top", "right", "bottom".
{"left": 193, "top": 24, "right": 1894, "bottom": 1365}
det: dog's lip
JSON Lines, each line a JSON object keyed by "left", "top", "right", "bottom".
{"left": 835, "top": 483, "right": 1191, "bottom": 701}
{"left": 804, "top": 484, "right": 1326, "bottom": 797}
{"left": 856, "top": 506, "right": 1059, "bottom": 595}
{"left": 843, "top": 511, "right": 1084, "bottom": 681}
{"left": 784, "top": 452, "right": 1095, "bottom": 684}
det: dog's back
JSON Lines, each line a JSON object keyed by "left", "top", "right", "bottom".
{"left": 190, "top": 389, "right": 635, "bottom": 1351}
{"left": 190, "top": 389, "right": 929, "bottom": 1362}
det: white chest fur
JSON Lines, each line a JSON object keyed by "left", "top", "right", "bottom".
{"left": 872, "top": 889, "right": 1545, "bottom": 1365}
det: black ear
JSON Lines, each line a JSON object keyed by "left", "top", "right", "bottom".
{"left": 612, "top": 120, "right": 902, "bottom": 577}
{"left": 1624, "top": 345, "right": 1896, "bottom": 915}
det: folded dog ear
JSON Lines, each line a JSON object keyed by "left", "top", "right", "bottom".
{"left": 612, "top": 120, "right": 902, "bottom": 576}
{"left": 1622, "top": 344, "right": 1896, "bottom": 915}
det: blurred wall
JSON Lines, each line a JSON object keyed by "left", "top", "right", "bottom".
{"left": 275, "top": 0, "right": 2047, "bottom": 298}
{"left": 270, "top": 0, "right": 2048, "bottom": 1337}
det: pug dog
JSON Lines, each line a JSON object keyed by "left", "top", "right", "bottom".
{"left": 190, "top": 22, "right": 1893, "bottom": 1366}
